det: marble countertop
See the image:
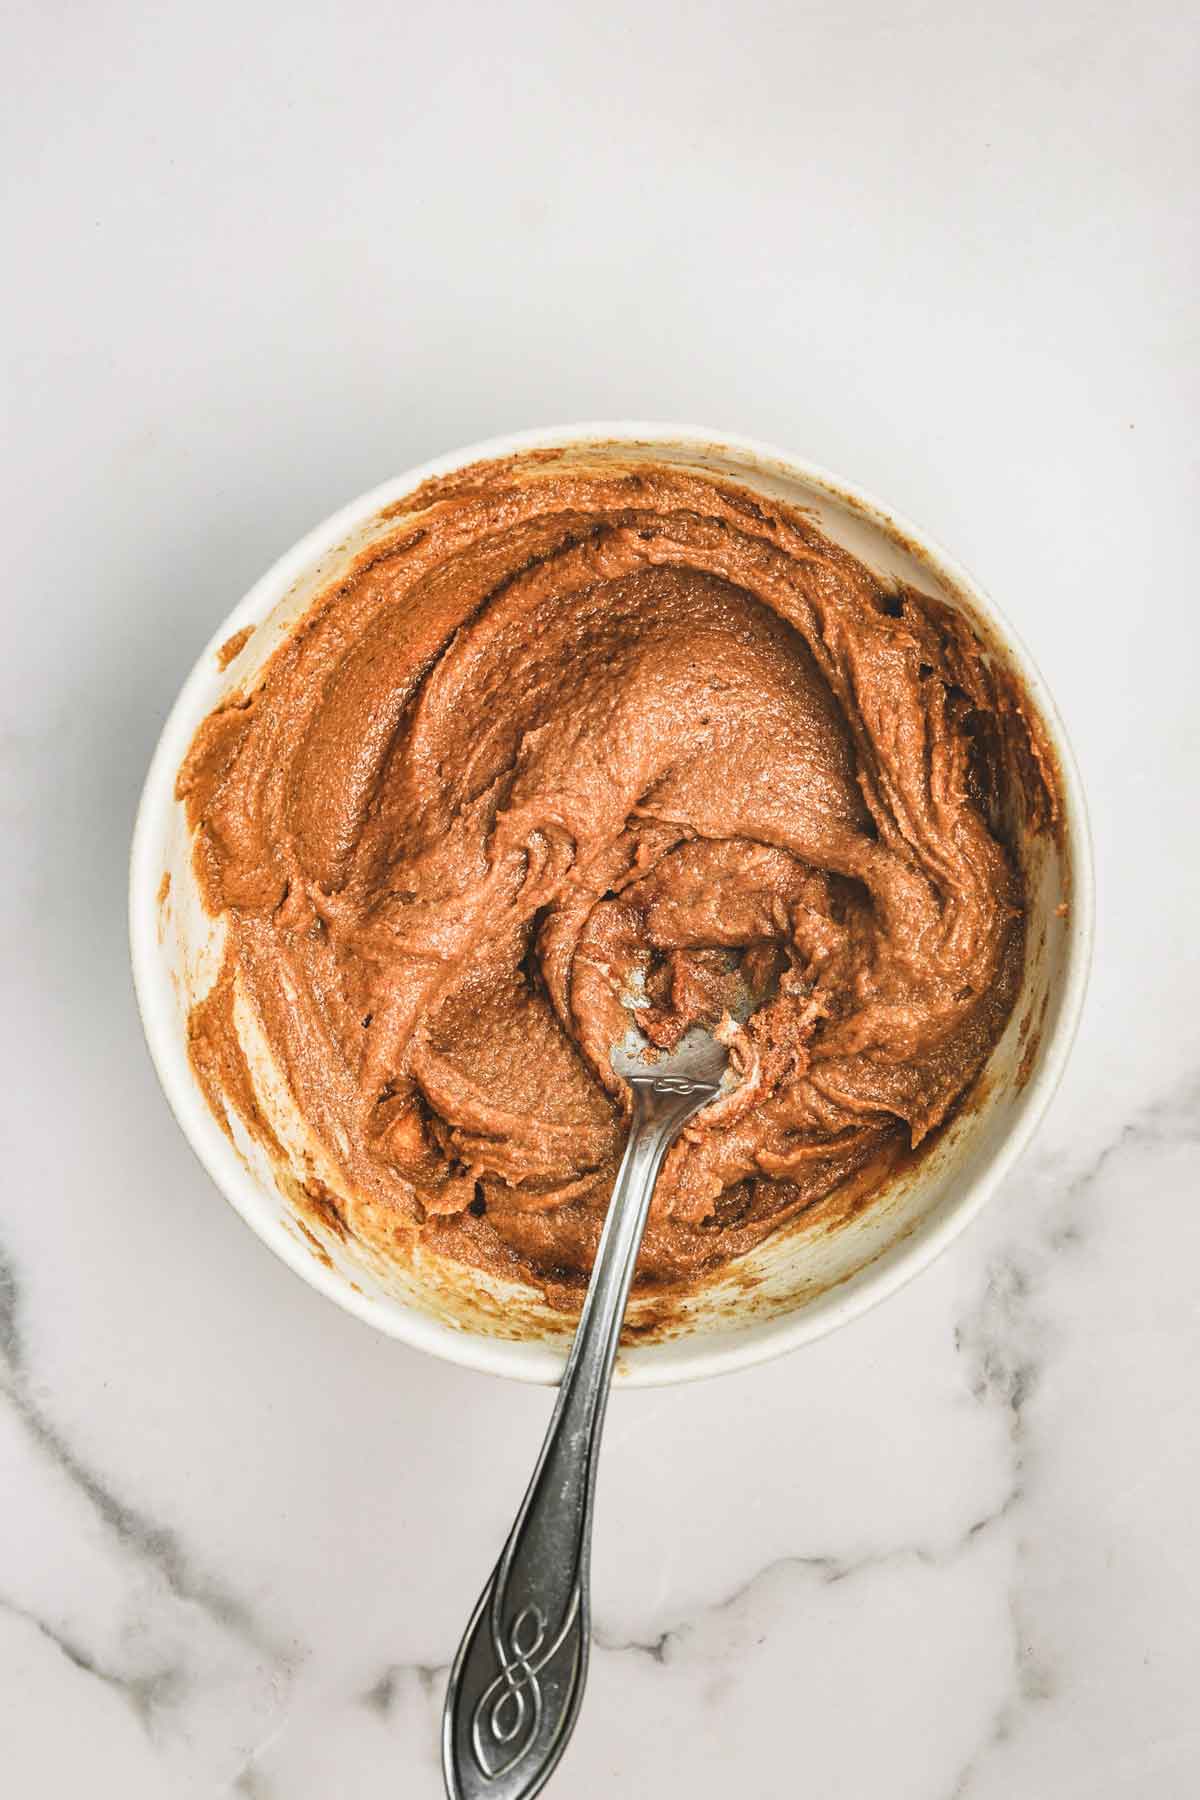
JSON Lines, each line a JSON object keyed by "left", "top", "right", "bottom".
{"left": 3, "top": 3, "right": 1196, "bottom": 1794}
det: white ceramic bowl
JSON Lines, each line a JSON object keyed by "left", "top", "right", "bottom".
{"left": 130, "top": 423, "right": 1093, "bottom": 1387}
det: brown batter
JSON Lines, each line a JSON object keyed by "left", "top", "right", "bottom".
{"left": 179, "top": 457, "right": 1055, "bottom": 1302}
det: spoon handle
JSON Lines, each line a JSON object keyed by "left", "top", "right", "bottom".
{"left": 442, "top": 1072, "right": 719, "bottom": 1800}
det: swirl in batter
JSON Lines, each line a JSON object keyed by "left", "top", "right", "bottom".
{"left": 180, "top": 458, "right": 1053, "bottom": 1299}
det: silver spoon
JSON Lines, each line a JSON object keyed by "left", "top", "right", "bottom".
{"left": 442, "top": 1023, "right": 729, "bottom": 1800}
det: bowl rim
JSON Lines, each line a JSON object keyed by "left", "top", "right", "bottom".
{"left": 129, "top": 420, "right": 1094, "bottom": 1387}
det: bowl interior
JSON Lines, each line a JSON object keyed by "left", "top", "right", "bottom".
{"left": 131, "top": 428, "right": 1088, "bottom": 1385}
